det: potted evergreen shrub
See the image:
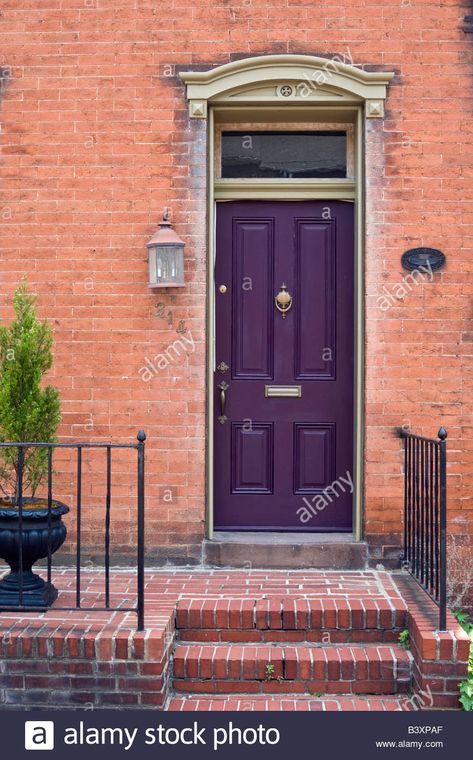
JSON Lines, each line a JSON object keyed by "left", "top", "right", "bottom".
{"left": 0, "top": 280, "right": 68, "bottom": 607}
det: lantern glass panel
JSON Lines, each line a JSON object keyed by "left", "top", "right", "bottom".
{"left": 151, "top": 244, "right": 184, "bottom": 287}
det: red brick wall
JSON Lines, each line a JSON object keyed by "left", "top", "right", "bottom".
{"left": 0, "top": 0, "right": 472, "bottom": 564}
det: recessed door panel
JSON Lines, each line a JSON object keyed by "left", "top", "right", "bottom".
{"left": 294, "top": 423, "right": 336, "bottom": 494}
{"left": 232, "top": 220, "right": 274, "bottom": 379}
{"left": 295, "top": 221, "right": 336, "bottom": 379}
{"left": 231, "top": 422, "right": 273, "bottom": 494}
{"left": 214, "top": 201, "right": 354, "bottom": 532}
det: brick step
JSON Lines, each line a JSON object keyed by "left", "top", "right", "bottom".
{"left": 176, "top": 597, "right": 407, "bottom": 640}
{"left": 168, "top": 694, "right": 408, "bottom": 711}
{"left": 178, "top": 629, "right": 401, "bottom": 644}
{"left": 172, "top": 643, "right": 413, "bottom": 695}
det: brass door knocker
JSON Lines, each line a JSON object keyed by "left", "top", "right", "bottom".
{"left": 275, "top": 283, "right": 293, "bottom": 318}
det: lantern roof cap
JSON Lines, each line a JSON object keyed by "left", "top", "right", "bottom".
{"left": 147, "top": 210, "right": 185, "bottom": 248}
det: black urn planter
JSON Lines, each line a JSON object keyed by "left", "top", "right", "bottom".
{"left": 0, "top": 498, "right": 69, "bottom": 607}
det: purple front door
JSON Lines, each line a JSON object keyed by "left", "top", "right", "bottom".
{"left": 214, "top": 201, "right": 354, "bottom": 531}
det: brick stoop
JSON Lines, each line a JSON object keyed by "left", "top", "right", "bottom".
{"left": 0, "top": 569, "right": 468, "bottom": 710}
{"left": 170, "top": 595, "right": 413, "bottom": 704}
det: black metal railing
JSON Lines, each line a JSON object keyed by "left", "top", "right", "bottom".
{"left": 400, "top": 426, "right": 447, "bottom": 631}
{"left": 0, "top": 431, "right": 146, "bottom": 630}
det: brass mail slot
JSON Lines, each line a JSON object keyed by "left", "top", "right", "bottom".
{"left": 265, "top": 385, "right": 302, "bottom": 398}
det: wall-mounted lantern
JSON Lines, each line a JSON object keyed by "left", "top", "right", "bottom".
{"left": 147, "top": 209, "right": 185, "bottom": 288}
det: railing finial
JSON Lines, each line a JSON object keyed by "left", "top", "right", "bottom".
{"left": 438, "top": 426, "right": 447, "bottom": 441}
{"left": 137, "top": 430, "right": 146, "bottom": 442}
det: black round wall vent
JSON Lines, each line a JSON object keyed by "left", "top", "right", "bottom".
{"left": 401, "top": 247, "right": 445, "bottom": 272}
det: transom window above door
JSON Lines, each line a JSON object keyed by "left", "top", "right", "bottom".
{"left": 214, "top": 122, "right": 356, "bottom": 191}
{"left": 221, "top": 130, "right": 347, "bottom": 179}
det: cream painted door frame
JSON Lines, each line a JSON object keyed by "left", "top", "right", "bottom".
{"left": 206, "top": 105, "right": 364, "bottom": 540}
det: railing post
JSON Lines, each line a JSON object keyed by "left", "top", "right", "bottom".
{"left": 400, "top": 428, "right": 408, "bottom": 564}
{"left": 136, "top": 430, "right": 146, "bottom": 631}
{"left": 76, "top": 447, "right": 82, "bottom": 609}
{"left": 47, "top": 446, "right": 53, "bottom": 589}
{"left": 438, "top": 426, "right": 447, "bottom": 631}
{"left": 104, "top": 446, "right": 111, "bottom": 609}
{"left": 17, "top": 445, "right": 24, "bottom": 606}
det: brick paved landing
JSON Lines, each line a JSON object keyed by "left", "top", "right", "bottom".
{"left": 0, "top": 567, "right": 405, "bottom": 634}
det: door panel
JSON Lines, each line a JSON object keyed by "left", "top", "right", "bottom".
{"left": 214, "top": 200, "right": 354, "bottom": 532}
{"left": 294, "top": 423, "right": 336, "bottom": 494}
{"left": 231, "top": 422, "right": 274, "bottom": 494}
{"left": 232, "top": 220, "right": 274, "bottom": 378}
{"left": 295, "top": 221, "right": 335, "bottom": 379}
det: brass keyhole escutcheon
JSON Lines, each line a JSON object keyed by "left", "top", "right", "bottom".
{"left": 275, "top": 283, "right": 293, "bottom": 318}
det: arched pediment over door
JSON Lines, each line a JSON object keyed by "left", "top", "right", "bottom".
{"left": 180, "top": 54, "right": 394, "bottom": 118}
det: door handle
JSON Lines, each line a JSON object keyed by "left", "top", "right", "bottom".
{"left": 217, "top": 381, "right": 229, "bottom": 425}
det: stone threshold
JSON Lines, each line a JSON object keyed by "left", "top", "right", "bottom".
{"left": 204, "top": 532, "right": 367, "bottom": 569}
